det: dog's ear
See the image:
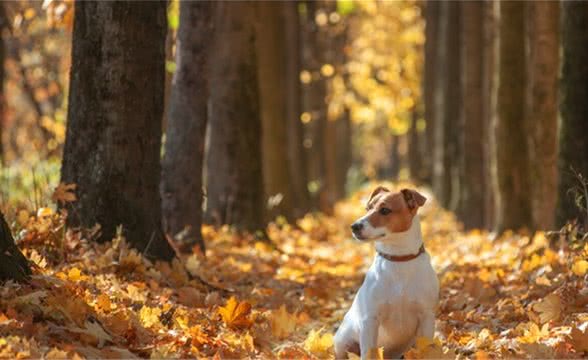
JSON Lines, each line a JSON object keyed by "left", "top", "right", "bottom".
{"left": 401, "top": 188, "right": 426, "bottom": 210}
{"left": 367, "top": 186, "right": 390, "bottom": 209}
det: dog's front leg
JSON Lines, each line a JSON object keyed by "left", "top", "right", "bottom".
{"left": 416, "top": 310, "right": 435, "bottom": 339}
{"left": 359, "top": 316, "right": 379, "bottom": 360}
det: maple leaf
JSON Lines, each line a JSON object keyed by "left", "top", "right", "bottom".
{"left": 139, "top": 306, "right": 162, "bottom": 328}
{"left": 52, "top": 182, "right": 77, "bottom": 204}
{"left": 533, "top": 293, "right": 561, "bottom": 323}
{"left": 303, "top": 328, "right": 333, "bottom": 357}
{"left": 217, "top": 296, "right": 253, "bottom": 329}
{"left": 269, "top": 305, "right": 297, "bottom": 339}
{"left": 405, "top": 337, "right": 456, "bottom": 359}
{"left": 518, "top": 322, "right": 550, "bottom": 343}
{"left": 569, "top": 326, "right": 588, "bottom": 353}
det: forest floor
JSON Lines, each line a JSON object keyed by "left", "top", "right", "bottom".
{"left": 0, "top": 182, "right": 587, "bottom": 359}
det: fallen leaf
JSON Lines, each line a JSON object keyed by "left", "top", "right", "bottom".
{"left": 533, "top": 293, "right": 561, "bottom": 323}
{"left": 217, "top": 296, "right": 253, "bottom": 329}
{"left": 52, "top": 182, "right": 77, "bottom": 204}
{"left": 570, "top": 326, "right": 588, "bottom": 353}
{"left": 269, "top": 305, "right": 297, "bottom": 339}
{"left": 303, "top": 328, "right": 333, "bottom": 357}
{"left": 572, "top": 260, "right": 588, "bottom": 276}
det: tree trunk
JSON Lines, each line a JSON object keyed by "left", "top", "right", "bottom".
{"left": 205, "top": 1, "right": 265, "bottom": 235}
{"left": 284, "top": 1, "right": 310, "bottom": 218}
{"left": 0, "top": 4, "right": 6, "bottom": 164}
{"left": 482, "top": 1, "right": 498, "bottom": 229}
{"left": 256, "top": 2, "right": 294, "bottom": 221}
{"left": 0, "top": 212, "right": 31, "bottom": 283}
{"left": 458, "top": 1, "right": 486, "bottom": 229}
{"left": 408, "top": 109, "right": 425, "bottom": 182}
{"left": 557, "top": 1, "right": 588, "bottom": 229}
{"left": 494, "top": 1, "right": 533, "bottom": 232}
{"left": 433, "top": 1, "right": 461, "bottom": 211}
{"left": 423, "top": 1, "right": 440, "bottom": 185}
{"left": 324, "top": 17, "right": 351, "bottom": 210}
{"left": 61, "top": 1, "right": 175, "bottom": 261}
{"left": 302, "top": 1, "right": 328, "bottom": 211}
{"left": 161, "top": 1, "right": 214, "bottom": 252}
{"left": 525, "top": 1, "right": 559, "bottom": 230}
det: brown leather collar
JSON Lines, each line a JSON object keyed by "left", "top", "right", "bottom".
{"left": 377, "top": 244, "right": 426, "bottom": 262}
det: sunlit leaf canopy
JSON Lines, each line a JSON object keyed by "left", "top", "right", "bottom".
{"left": 321, "top": 0, "right": 424, "bottom": 135}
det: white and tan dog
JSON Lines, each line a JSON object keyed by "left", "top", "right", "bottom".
{"left": 334, "top": 186, "right": 439, "bottom": 359}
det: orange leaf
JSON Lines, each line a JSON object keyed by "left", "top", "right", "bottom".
{"left": 217, "top": 296, "right": 253, "bottom": 329}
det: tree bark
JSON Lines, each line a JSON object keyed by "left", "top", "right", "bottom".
{"left": 206, "top": 1, "right": 265, "bottom": 234}
{"left": 302, "top": 1, "right": 328, "bottom": 211}
{"left": 161, "top": 1, "right": 214, "bottom": 252}
{"left": 433, "top": 1, "right": 461, "bottom": 211}
{"left": 0, "top": 4, "right": 6, "bottom": 164}
{"left": 494, "top": 1, "right": 533, "bottom": 232}
{"left": 458, "top": 1, "right": 486, "bottom": 229}
{"left": 482, "top": 1, "right": 498, "bottom": 229}
{"left": 557, "top": 1, "right": 588, "bottom": 228}
{"left": 423, "top": 1, "right": 440, "bottom": 185}
{"left": 284, "top": 1, "right": 310, "bottom": 218}
{"left": 61, "top": 1, "right": 175, "bottom": 261}
{"left": 0, "top": 212, "right": 31, "bottom": 283}
{"left": 256, "top": 2, "right": 294, "bottom": 221}
{"left": 526, "top": 1, "right": 559, "bottom": 230}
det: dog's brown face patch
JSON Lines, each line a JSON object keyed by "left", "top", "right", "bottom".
{"left": 365, "top": 192, "right": 414, "bottom": 233}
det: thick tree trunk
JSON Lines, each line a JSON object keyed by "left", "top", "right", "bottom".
{"left": 61, "top": 1, "right": 175, "bottom": 261}
{"left": 526, "top": 1, "right": 559, "bottom": 230}
{"left": 458, "top": 1, "right": 486, "bottom": 229}
{"left": 302, "top": 1, "right": 328, "bottom": 211}
{"left": 0, "top": 4, "right": 6, "bottom": 163}
{"left": 433, "top": 1, "right": 461, "bottom": 211}
{"left": 557, "top": 1, "right": 588, "bottom": 228}
{"left": 494, "top": 1, "right": 533, "bottom": 232}
{"left": 284, "top": 1, "right": 310, "bottom": 218}
{"left": 408, "top": 109, "right": 425, "bottom": 182}
{"left": 206, "top": 2, "right": 265, "bottom": 234}
{"left": 324, "top": 20, "right": 351, "bottom": 209}
{"left": 324, "top": 112, "right": 351, "bottom": 208}
{"left": 423, "top": 1, "right": 440, "bottom": 185}
{"left": 161, "top": 1, "right": 214, "bottom": 252}
{"left": 482, "top": 1, "right": 498, "bottom": 229}
{"left": 0, "top": 212, "right": 31, "bottom": 283}
{"left": 256, "top": 2, "right": 294, "bottom": 221}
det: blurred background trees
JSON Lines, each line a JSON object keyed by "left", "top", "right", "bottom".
{"left": 1, "top": 0, "right": 588, "bottom": 258}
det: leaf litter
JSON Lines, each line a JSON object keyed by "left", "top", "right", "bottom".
{"left": 1, "top": 182, "right": 587, "bottom": 358}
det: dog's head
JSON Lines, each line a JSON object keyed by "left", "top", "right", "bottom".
{"left": 350, "top": 186, "right": 426, "bottom": 241}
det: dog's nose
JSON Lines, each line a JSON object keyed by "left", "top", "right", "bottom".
{"left": 351, "top": 222, "right": 363, "bottom": 233}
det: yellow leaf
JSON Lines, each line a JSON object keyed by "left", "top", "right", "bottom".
{"left": 269, "top": 305, "right": 297, "bottom": 339}
{"left": 217, "top": 296, "right": 253, "bottom": 329}
{"left": 572, "top": 260, "right": 588, "bottom": 276}
{"left": 52, "top": 182, "right": 77, "bottom": 204}
{"left": 17, "top": 210, "right": 30, "bottom": 226}
{"left": 303, "top": 328, "right": 333, "bottom": 357}
{"left": 37, "top": 207, "right": 54, "bottom": 218}
{"left": 139, "top": 306, "right": 162, "bottom": 328}
{"left": 95, "top": 294, "right": 112, "bottom": 313}
{"left": 405, "top": 337, "right": 454, "bottom": 359}
{"left": 518, "top": 322, "right": 550, "bottom": 343}
{"left": 532, "top": 294, "right": 561, "bottom": 323}
{"left": 67, "top": 267, "right": 87, "bottom": 282}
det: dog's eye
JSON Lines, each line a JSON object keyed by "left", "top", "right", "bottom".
{"left": 379, "top": 208, "right": 392, "bottom": 215}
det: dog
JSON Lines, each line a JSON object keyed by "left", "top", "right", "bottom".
{"left": 334, "top": 186, "right": 439, "bottom": 359}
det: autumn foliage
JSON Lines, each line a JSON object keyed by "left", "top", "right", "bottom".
{"left": 0, "top": 183, "right": 586, "bottom": 358}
